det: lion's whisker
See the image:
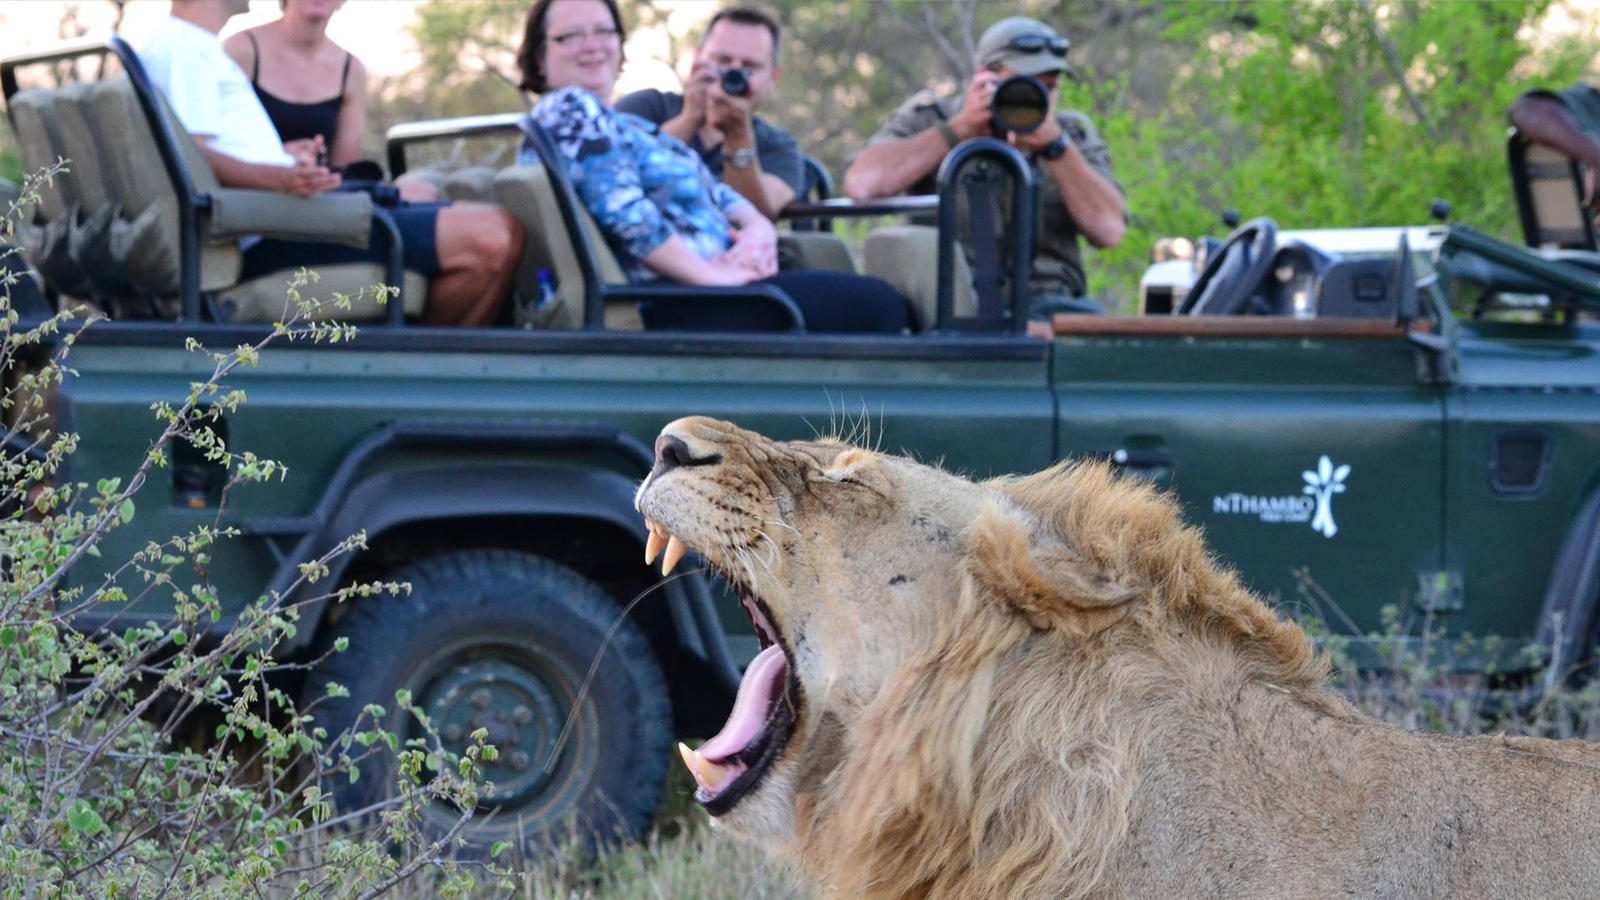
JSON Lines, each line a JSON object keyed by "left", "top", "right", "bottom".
{"left": 542, "top": 567, "right": 703, "bottom": 775}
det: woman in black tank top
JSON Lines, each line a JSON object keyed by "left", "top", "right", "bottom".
{"left": 223, "top": 0, "right": 368, "bottom": 171}
{"left": 244, "top": 31, "right": 350, "bottom": 148}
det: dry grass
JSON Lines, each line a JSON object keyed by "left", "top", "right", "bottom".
{"left": 489, "top": 764, "right": 811, "bottom": 900}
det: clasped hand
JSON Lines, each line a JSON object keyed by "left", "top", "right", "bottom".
{"left": 721, "top": 218, "right": 778, "bottom": 279}
{"left": 281, "top": 134, "right": 341, "bottom": 197}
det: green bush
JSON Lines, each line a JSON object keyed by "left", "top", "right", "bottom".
{"left": 0, "top": 167, "right": 510, "bottom": 897}
{"left": 1082, "top": 0, "right": 1600, "bottom": 308}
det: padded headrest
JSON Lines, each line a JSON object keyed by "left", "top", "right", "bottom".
{"left": 7, "top": 89, "right": 73, "bottom": 220}
{"left": 442, "top": 166, "right": 497, "bottom": 202}
{"left": 81, "top": 77, "right": 178, "bottom": 218}
{"left": 51, "top": 82, "right": 117, "bottom": 212}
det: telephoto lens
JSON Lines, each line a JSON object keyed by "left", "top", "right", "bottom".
{"left": 989, "top": 74, "right": 1050, "bottom": 134}
{"left": 719, "top": 67, "right": 751, "bottom": 97}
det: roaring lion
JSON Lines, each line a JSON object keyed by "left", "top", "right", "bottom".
{"left": 634, "top": 416, "right": 1600, "bottom": 899}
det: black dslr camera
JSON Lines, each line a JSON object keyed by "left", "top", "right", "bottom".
{"left": 989, "top": 74, "right": 1050, "bottom": 134}
{"left": 719, "top": 67, "right": 751, "bottom": 97}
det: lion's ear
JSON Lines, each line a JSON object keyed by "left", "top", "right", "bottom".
{"left": 963, "top": 504, "right": 1138, "bottom": 636}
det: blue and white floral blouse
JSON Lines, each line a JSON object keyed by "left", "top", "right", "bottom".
{"left": 520, "top": 87, "right": 753, "bottom": 283}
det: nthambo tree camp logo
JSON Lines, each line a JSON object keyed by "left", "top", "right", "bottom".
{"left": 1302, "top": 455, "right": 1350, "bottom": 538}
{"left": 1212, "top": 456, "right": 1351, "bottom": 539}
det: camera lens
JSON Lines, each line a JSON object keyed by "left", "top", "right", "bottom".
{"left": 990, "top": 75, "right": 1050, "bottom": 134}
{"left": 719, "top": 68, "right": 750, "bottom": 97}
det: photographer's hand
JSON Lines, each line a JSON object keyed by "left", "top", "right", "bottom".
{"left": 706, "top": 85, "right": 756, "bottom": 142}
{"left": 664, "top": 62, "right": 715, "bottom": 145}
{"left": 952, "top": 70, "right": 1002, "bottom": 141}
{"left": 1008, "top": 108, "right": 1063, "bottom": 156}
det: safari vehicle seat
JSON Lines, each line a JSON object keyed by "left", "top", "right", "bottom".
{"left": 773, "top": 157, "right": 857, "bottom": 277}
{"left": 11, "top": 82, "right": 133, "bottom": 302}
{"left": 387, "top": 113, "right": 807, "bottom": 333}
{"left": 501, "top": 123, "right": 806, "bottom": 333}
{"left": 1508, "top": 129, "right": 1596, "bottom": 251}
{"left": 8, "top": 87, "right": 89, "bottom": 298}
{"left": 7, "top": 88, "right": 72, "bottom": 224}
{"left": 2, "top": 38, "right": 426, "bottom": 324}
{"left": 85, "top": 61, "right": 426, "bottom": 323}
{"left": 862, "top": 226, "right": 977, "bottom": 331}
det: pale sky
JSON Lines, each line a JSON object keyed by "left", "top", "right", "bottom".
{"left": 0, "top": 0, "right": 712, "bottom": 94}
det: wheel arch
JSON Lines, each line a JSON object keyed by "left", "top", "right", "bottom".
{"left": 273, "top": 461, "right": 740, "bottom": 727}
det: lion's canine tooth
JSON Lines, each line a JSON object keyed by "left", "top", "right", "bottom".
{"left": 662, "top": 534, "right": 687, "bottom": 575}
{"left": 645, "top": 527, "right": 666, "bottom": 565}
{"left": 678, "top": 741, "right": 729, "bottom": 791}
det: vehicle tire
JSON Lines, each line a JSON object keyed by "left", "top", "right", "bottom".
{"left": 303, "top": 548, "right": 671, "bottom": 855}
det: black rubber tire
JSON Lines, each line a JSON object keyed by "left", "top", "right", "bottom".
{"left": 303, "top": 549, "right": 671, "bottom": 854}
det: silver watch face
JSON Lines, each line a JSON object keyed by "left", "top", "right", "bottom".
{"left": 727, "top": 147, "right": 756, "bottom": 168}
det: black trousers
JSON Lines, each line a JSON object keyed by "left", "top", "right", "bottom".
{"left": 641, "top": 270, "right": 910, "bottom": 334}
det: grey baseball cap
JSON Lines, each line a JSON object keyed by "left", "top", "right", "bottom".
{"left": 975, "top": 17, "right": 1073, "bottom": 78}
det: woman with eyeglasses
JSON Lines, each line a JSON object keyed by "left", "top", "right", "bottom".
{"left": 843, "top": 16, "right": 1126, "bottom": 323}
{"left": 515, "top": 0, "right": 911, "bottom": 334}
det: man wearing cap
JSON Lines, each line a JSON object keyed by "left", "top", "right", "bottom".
{"left": 844, "top": 16, "right": 1125, "bottom": 313}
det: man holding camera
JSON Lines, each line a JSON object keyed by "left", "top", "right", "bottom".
{"left": 844, "top": 16, "right": 1126, "bottom": 313}
{"left": 615, "top": 6, "right": 804, "bottom": 221}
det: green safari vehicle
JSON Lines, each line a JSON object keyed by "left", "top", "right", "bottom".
{"left": 5, "top": 38, "right": 1600, "bottom": 854}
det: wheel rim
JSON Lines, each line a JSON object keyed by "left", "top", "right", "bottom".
{"left": 411, "top": 644, "right": 577, "bottom": 811}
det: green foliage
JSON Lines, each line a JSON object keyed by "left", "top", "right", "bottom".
{"left": 1293, "top": 569, "right": 1600, "bottom": 740}
{"left": 0, "top": 149, "right": 21, "bottom": 187}
{"left": 1086, "top": 0, "right": 1600, "bottom": 306}
{"left": 0, "top": 170, "right": 511, "bottom": 896}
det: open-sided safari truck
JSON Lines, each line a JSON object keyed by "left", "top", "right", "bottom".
{"left": 6, "top": 37, "right": 1600, "bottom": 856}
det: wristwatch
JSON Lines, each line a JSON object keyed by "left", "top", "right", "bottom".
{"left": 1039, "top": 135, "right": 1070, "bottom": 161}
{"left": 727, "top": 146, "right": 757, "bottom": 169}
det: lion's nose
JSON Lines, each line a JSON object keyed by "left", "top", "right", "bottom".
{"left": 652, "top": 433, "right": 721, "bottom": 477}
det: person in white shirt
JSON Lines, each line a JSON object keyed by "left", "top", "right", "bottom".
{"left": 137, "top": 0, "right": 522, "bottom": 326}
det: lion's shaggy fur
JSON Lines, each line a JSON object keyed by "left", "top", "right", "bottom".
{"left": 636, "top": 418, "right": 1600, "bottom": 899}
{"left": 791, "top": 461, "right": 1356, "bottom": 898}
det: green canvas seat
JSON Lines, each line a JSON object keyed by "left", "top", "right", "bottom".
{"left": 84, "top": 73, "right": 424, "bottom": 321}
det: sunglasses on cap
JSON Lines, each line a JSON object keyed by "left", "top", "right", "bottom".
{"left": 1007, "top": 34, "right": 1069, "bottom": 57}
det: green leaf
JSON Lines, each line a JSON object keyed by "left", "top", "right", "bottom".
{"left": 66, "top": 803, "right": 105, "bottom": 836}
{"left": 0, "top": 627, "right": 14, "bottom": 647}
{"left": 348, "top": 766, "right": 360, "bottom": 784}
{"left": 118, "top": 498, "right": 135, "bottom": 522}
{"left": 333, "top": 636, "right": 349, "bottom": 652}
{"left": 491, "top": 841, "right": 510, "bottom": 859}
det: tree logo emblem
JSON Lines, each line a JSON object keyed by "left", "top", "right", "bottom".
{"left": 1302, "top": 456, "right": 1350, "bottom": 539}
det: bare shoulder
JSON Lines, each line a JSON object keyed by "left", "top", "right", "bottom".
{"left": 341, "top": 48, "right": 369, "bottom": 86}
{"left": 221, "top": 28, "right": 257, "bottom": 65}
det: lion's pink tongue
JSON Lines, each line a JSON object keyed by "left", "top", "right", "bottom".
{"left": 698, "top": 644, "right": 787, "bottom": 763}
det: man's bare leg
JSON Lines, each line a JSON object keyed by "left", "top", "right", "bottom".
{"left": 424, "top": 203, "right": 523, "bottom": 327}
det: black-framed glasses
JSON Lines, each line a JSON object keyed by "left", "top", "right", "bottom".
{"left": 1007, "top": 34, "right": 1069, "bottom": 57}
{"left": 550, "top": 25, "right": 621, "bottom": 47}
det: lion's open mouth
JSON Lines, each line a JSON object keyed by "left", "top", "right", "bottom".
{"left": 645, "top": 518, "right": 801, "bottom": 816}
